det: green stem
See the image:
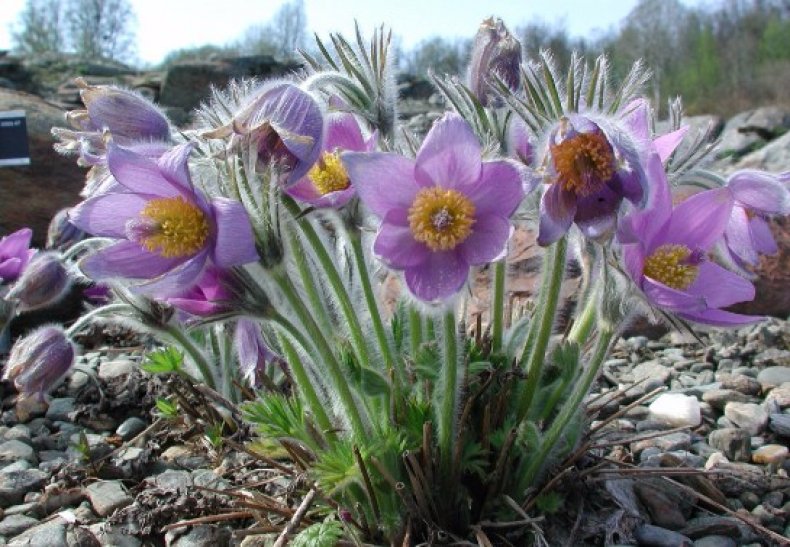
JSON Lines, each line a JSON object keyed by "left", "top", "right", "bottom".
{"left": 65, "top": 303, "right": 134, "bottom": 337}
{"left": 287, "top": 229, "right": 333, "bottom": 335}
{"left": 491, "top": 259, "right": 506, "bottom": 353}
{"left": 517, "top": 237, "right": 567, "bottom": 422}
{"left": 273, "top": 270, "right": 367, "bottom": 439}
{"left": 409, "top": 306, "right": 422, "bottom": 358}
{"left": 217, "top": 325, "right": 237, "bottom": 403}
{"left": 520, "top": 327, "right": 614, "bottom": 488}
{"left": 282, "top": 196, "right": 370, "bottom": 368}
{"left": 274, "top": 324, "right": 334, "bottom": 437}
{"left": 162, "top": 324, "right": 217, "bottom": 390}
{"left": 439, "top": 309, "right": 459, "bottom": 472}
{"left": 568, "top": 289, "right": 598, "bottom": 346}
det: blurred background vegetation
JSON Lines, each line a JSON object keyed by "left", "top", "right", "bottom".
{"left": 8, "top": 0, "right": 790, "bottom": 117}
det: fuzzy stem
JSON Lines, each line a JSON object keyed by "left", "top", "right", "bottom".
{"left": 272, "top": 269, "right": 367, "bottom": 439}
{"left": 409, "top": 306, "right": 422, "bottom": 357}
{"left": 520, "top": 327, "right": 614, "bottom": 488}
{"left": 517, "top": 237, "right": 567, "bottom": 422}
{"left": 217, "top": 325, "right": 237, "bottom": 403}
{"left": 274, "top": 324, "right": 335, "bottom": 438}
{"left": 282, "top": 196, "right": 370, "bottom": 368}
{"left": 439, "top": 309, "right": 459, "bottom": 472}
{"left": 491, "top": 259, "right": 506, "bottom": 353}
{"left": 162, "top": 324, "right": 217, "bottom": 390}
{"left": 568, "top": 289, "right": 597, "bottom": 346}
{"left": 60, "top": 237, "right": 114, "bottom": 261}
{"left": 65, "top": 303, "right": 134, "bottom": 337}
{"left": 287, "top": 229, "right": 333, "bottom": 335}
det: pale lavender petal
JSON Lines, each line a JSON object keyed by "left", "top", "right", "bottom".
{"left": 343, "top": 152, "right": 419, "bottom": 218}
{"left": 134, "top": 252, "right": 208, "bottom": 297}
{"left": 642, "top": 277, "right": 706, "bottom": 313}
{"left": 0, "top": 228, "right": 33, "bottom": 257}
{"left": 374, "top": 214, "right": 430, "bottom": 268}
{"left": 576, "top": 212, "right": 617, "bottom": 240}
{"left": 69, "top": 193, "right": 148, "bottom": 237}
{"left": 285, "top": 176, "right": 322, "bottom": 202}
{"left": 749, "top": 217, "right": 778, "bottom": 255}
{"left": 459, "top": 215, "right": 511, "bottom": 265}
{"left": 622, "top": 99, "right": 649, "bottom": 140}
{"left": 157, "top": 142, "right": 197, "bottom": 192}
{"left": 538, "top": 185, "right": 576, "bottom": 246}
{"left": 507, "top": 117, "right": 534, "bottom": 164}
{"left": 325, "top": 112, "right": 366, "bottom": 151}
{"left": 404, "top": 251, "right": 469, "bottom": 302}
{"left": 107, "top": 144, "right": 181, "bottom": 198}
{"left": 724, "top": 206, "right": 758, "bottom": 265}
{"left": 727, "top": 170, "right": 790, "bottom": 214}
{"left": 660, "top": 187, "right": 733, "bottom": 251}
{"left": 622, "top": 245, "right": 645, "bottom": 282}
{"left": 414, "top": 113, "right": 482, "bottom": 191}
{"left": 285, "top": 176, "right": 356, "bottom": 208}
{"left": 82, "top": 85, "right": 170, "bottom": 140}
{"left": 167, "top": 298, "right": 225, "bottom": 317}
{"left": 687, "top": 261, "right": 755, "bottom": 308}
{"left": 616, "top": 167, "right": 645, "bottom": 204}
{"left": 466, "top": 160, "right": 525, "bottom": 217}
{"left": 653, "top": 126, "right": 688, "bottom": 163}
{"left": 0, "top": 258, "right": 23, "bottom": 281}
{"left": 618, "top": 154, "right": 672, "bottom": 246}
{"left": 81, "top": 241, "right": 181, "bottom": 280}
{"left": 210, "top": 198, "right": 258, "bottom": 268}
{"left": 679, "top": 308, "right": 764, "bottom": 327}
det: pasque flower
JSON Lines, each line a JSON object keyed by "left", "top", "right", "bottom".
{"left": 5, "top": 252, "right": 70, "bottom": 312}
{"left": 286, "top": 113, "right": 375, "bottom": 208}
{"left": 69, "top": 142, "right": 259, "bottom": 296}
{"left": 166, "top": 265, "right": 235, "bottom": 318}
{"left": 205, "top": 81, "right": 323, "bottom": 186}
{"left": 619, "top": 154, "right": 761, "bottom": 326}
{"left": 3, "top": 326, "right": 74, "bottom": 400}
{"left": 717, "top": 170, "right": 790, "bottom": 274}
{"left": 235, "top": 318, "right": 282, "bottom": 384}
{"left": 343, "top": 113, "right": 525, "bottom": 302}
{"left": 539, "top": 115, "right": 648, "bottom": 245}
{"left": 0, "top": 228, "right": 35, "bottom": 284}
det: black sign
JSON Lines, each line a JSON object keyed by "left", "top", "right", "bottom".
{"left": 0, "top": 111, "right": 30, "bottom": 167}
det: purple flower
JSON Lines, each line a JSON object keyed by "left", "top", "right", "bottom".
{"left": 3, "top": 326, "right": 74, "bottom": 401}
{"left": 235, "top": 318, "right": 281, "bottom": 384}
{"left": 166, "top": 266, "right": 235, "bottom": 318}
{"left": 539, "top": 115, "right": 648, "bottom": 246}
{"left": 344, "top": 113, "right": 525, "bottom": 302}
{"left": 622, "top": 99, "right": 688, "bottom": 163}
{"left": 0, "top": 228, "right": 35, "bottom": 284}
{"left": 619, "top": 155, "right": 761, "bottom": 327}
{"left": 285, "top": 113, "right": 375, "bottom": 208}
{"left": 507, "top": 117, "right": 534, "bottom": 166}
{"left": 6, "top": 252, "right": 70, "bottom": 312}
{"left": 466, "top": 17, "right": 522, "bottom": 106}
{"left": 69, "top": 142, "right": 259, "bottom": 297}
{"left": 205, "top": 81, "right": 323, "bottom": 186}
{"left": 46, "top": 208, "right": 86, "bottom": 251}
{"left": 717, "top": 170, "right": 790, "bottom": 274}
{"left": 53, "top": 78, "right": 171, "bottom": 167}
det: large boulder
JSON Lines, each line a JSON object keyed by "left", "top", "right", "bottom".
{"left": 0, "top": 89, "right": 84, "bottom": 245}
{"left": 716, "top": 106, "right": 790, "bottom": 161}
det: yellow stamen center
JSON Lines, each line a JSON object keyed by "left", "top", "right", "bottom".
{"left": 139, "top": 196, "right": 210, "bottom": 258}
{"left": 550, "top": 131, "right": 615, "bottom": 196}
{"left": 408, "top": 187, "right": 475, "bottom": 251}
{"left": 643, "top": 244, "right": 699, "bottom": 290}
{"left": 308, "top": 151, "right": 350, "bottom": 195}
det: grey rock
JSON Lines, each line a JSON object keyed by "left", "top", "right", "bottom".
{"left": 0, "top": 470, "right": 48, "bottom": 507}
{"left": 0, "top": 441, "right": 36, "bottom": 465}
{"left": 708, "top": 428, "right": 751, "bottom": 461}
{"left": 681, "top": 516, "right": 742, "bottom": 539}
{"left": 152, "top": 470, "right": 192, "bottom": 491}
{"left": 166, "top": 524, "right": 232, "bottom": 546}
{"left": 1, "top": 462, "right": 31, "bottom": 474}
{"left": 3, "top": 502, "right": 43, "bottom": 518}
{"left": 720, "top": 375, "right": 762, "bottom": 396}
{"left": 115, "top": 417, "right": 146, "bottom": 441}
{"left": 634, "top": 524, "right": 693, "bottom": 546}
{"left": 65, "top": 526, "right": 102, "bottom": 547}
{"left": 98, "top": 359, "right": 136, "bottom": 381}
{"left": 2, "top": 426, "right": 31, "bottom": 444}
{"left": 191, "top": 469, "right": 230, "bottom": 490}
{"left": 740, "top": 491, "right": 761, "bottom": 510}
{"left": 751, "top": 504, "right": 783, "bottom": 527}
{"left": 87, "top": 522, "right": 141, "bottom": 547}
{"left": 631, "top": 432, "right": 691, "bottom": 455}
{"left": 692, "top": 536, "right": 736, "bottom": 547}
{"left": 0, "top": 514, "right": 38, "bottom": 536}
{"left": 634, "top": 482, "right": 687, "bottom": 530}
{"left": 756, "top": 366, "right": 790, "bottom": 389}
{"left": 723, "top": 402, "right": 768, "bottom": 435}
{"left": 766, "top": 382, "right": 790, "bottom": 408}
{"left": 44, "top": 398, "right": 75, "bottom": 422}
{"left": 702, "top": 389, "right": 754, "bottom": 410}
{"left": 85, "top": 480, "right": 133, "bottom": 517}
{"left": 753, "top": 350, "right": 790, "bottom": 369}
{"left": 768, "top": 413, "right": 790, "bottom": 436}
{"left": 6, "top": 518, "right": 66, "bottom": 547}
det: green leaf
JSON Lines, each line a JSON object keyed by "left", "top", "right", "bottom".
{"left": 535, "top": 491, "right": 565, "bottom": 514}
{"left": 142, "top": 346, "right": 183, "bottom": 375}
{"left": 155, "top": 397, "right": 178, "bottom": 419}
{"left": 291, "top": 519, "right": 344, "bottom": 547}
{"left": 358, "top": 367, "right": 390, "bottom": 397}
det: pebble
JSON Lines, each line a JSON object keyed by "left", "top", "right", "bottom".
{"left": 752, "top": 444, "right": 788, "bottom": 464}
{"left": 44, "top": 398, "right": 75, "bottom": 422}
{"left": 165, "top": 524, "right": 232, "bottom": 546}
{"left": 0, "top": 514, "right": 38, "bottom": 536}
{"left": 756, "top": 365, "right": 790, "bottom": 388}
{"left": 6, "top": 518, "right": 67, "bottom": 547}
{"left": 115, "top": 417, "right": 147, "bottom": 440}
{"left": 0, "top": 471, "right": 48, "bottom": 508}
{"left": 85, "top": 480, "right": 133, "bottom": 517}
{"left": 634, "top": 523, "right": 693, "bottom": 546}
{"left": 722, "top": 402, "right": 768, "bottom": 435}
{"left": 97, "top": 359, "right": 137, "bottom": 381}
{"left": 707, "top": 428, "right": 751, "bottom": 461}
{"left": 768, "top": 413, "right": 790, "bottom": 436}
{"left": 87, "top": 522, "right": 142, "bottom": 547}
{"left": 2, "top": 426, "right": 30, "bottom": 444}
{"left": 680, "top": 516, "right": 742, "bottom": 539}
{"left": 701, "top": 388, "right": 754, "bottom": 409}
{"left": 692, "top": 536, "right": 736, "bottom": 547}
{"left": 765, "top": 382, "right": 790, "bottom": 408}
{"left": 0, "top": 442, "right": 36, "bottom": 466}
{"left": 720, "top": 374, "right": 762, "bottom": 396}
{"left": 649, "top": 393, "right": 701, "bottom": 427}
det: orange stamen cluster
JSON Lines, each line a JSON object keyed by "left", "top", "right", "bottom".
{"left": 308, "top": 151, "right": 350, "bottom": 195}
{"left": 643, "top": 244, "right": 700, "bottom": 290}
{"left": 550, "top": 131, "right": 615, "bottom": 196}
{"left": 139, "top": 196, "right": 209, "bottom": 258}
{"left": 408, "top": 187, "right": 475, "bottom": 251}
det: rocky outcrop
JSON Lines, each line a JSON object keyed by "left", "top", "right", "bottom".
{"left": 0, "top": 89, "right": 84, "bottom": 246}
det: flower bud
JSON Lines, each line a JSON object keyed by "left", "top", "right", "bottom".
{"left": 3, "top": 326, "right": 75, "bottom": 400}
{"left": 47, "top": 208, "right": 86, "bottom": 251}
{"left": 235, "top": 318, "right": 281, "bottom": 384}
{"left": 467, "top": 17, "right": 522, "bottom": 106}
{"left": 6, "top": 252, "right": 70, "bottom": 312}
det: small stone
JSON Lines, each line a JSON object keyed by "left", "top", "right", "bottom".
{"left": 1, "top": 461, "right": 31, "bottom": 473}
{"left": 631, "top": 432, "right": 691, "bottom": 456}
{"left": 740, "top": 491, "right": 761, "bottom": 510}
{"left": 85, "top": 480, "right": 132, "bottom": 517}
{"left": 649, "top": 393, "right": 701, "bottom": 428}
{"left": 87, "top": 522, "right": 141, "bottom": 547}
{"left": 44, "top": 398, "right": 75, "bottom": 422}
{"left": 692, "top": 536, "right": 736, "bottom": 547}
{"left": 702, "top": 389, "right": 753, "bottom": 410}
{"left": 166, "top": 524, "right": 232, "bottom": 546}
{"left": 115, "top": 417, "right": 147, "bottom": 441}
{"left": 752, "top": 444, "right": 788, "bottom": 465}
{"left": 6, "top": 518, "right": 67, "bottom": 547}
{"left": 751, "top": 504, "right": 782, "bottom": 527}
{"left": 708, "top": 428, "right": 751, "bottom": 462}
{"left": 13, "top": 397, "right": 47, "bottom": 423}
{"left": 769, "top": 414, "right": 790, "bottom": 436}
{"left": 681, "top": 516, "right": 742, "bottom": 539}
{"left": 97, "top": 359, "right": 136, "bottom": 381}
{"left": 766, "top": 382, "right": 790, "bottom": 408}
{"left": 720, "top": 375, "right": 761, "bottom": 396}
{"left": 723, "top": 402, "right": 768, "bottom": 435}
{"left": 3, "top": 502, "right": 44, "bottom": 518}
{"left": 634, "top": 482, "right": 687, "bottom": 530}
{"left": 152, "top": 470, "right": 192, "bottom": 491}
{"left": 0, "top": 514, "right": 39, "bottom": 536}
{"left": 763, "top": 491, "right": 784, "bottom": 508}
{"left": 634, "top": 523, "right": 693, "bottom": 546}
{"left": 756, "top": 365, "right": 790, "bottom": 389}
{"left": 3, "top": 426, "right": 31, "bottom": 444}
{"left": 753, "top": 350, "right": 790, "bottom": 369}
{"left": 0, "top": 441, "right": 36, "bottom": 465}
{"left": 632, "top": 360, "right": 671, "bottom": 386}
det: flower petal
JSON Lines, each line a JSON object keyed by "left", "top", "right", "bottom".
{"left": 749, "top": 216, "right": 778, "bottom": 255}
{"left": 133, "top": 252, "right": 207, "bottom": 297}
{"left": 210, "top": 198, "right": 259, "bottom": 268}
{"left": 0, "top": 258, "right": 23, "bottom": 281}
{"left": 325, "top": 112, "right": 366, "bottom": 151}
{"left": 343, "top": 152, "right": 419, "bottom": 218}
{"left": 107, "top": 143, "right": 181, "bottom": 198}
{"left": 679, "top": 308, "right": 763, "bottom": 327}
{"left": 414, "top": 113, "right": 482, "bottom": 191}
{"left": 688, "top": 261, "right": 755, "bottom": 308}
{"left": 404, "top": 251, "right": 469, "bottom": 302}
{"left": 727, "top": 170, "right": 790, "bottom": 214}
{"left": 642, "top": 277, "right": 706, "bottom": 313}
{"left": 157, "top": 142, "right": 197, "bottom": 192}
{"left": 466, "top": 160, "right": 525, "bottom": 217}
{"left": 660, "top": 187, "right": 733, "bottom": 250}
{"left": 81, "top": 240, "right": 181, "bottom": 280}
{"left": 373, "top": 214, "right": 430, "bottom": 268}
{"left": 0, "top": 228, "right": 33, "bottom": 257}
{"left": 724, "top": 206, "right": 758, "bottom": 265}
{"left": 538, "top": 185, "right": 576, "bottom": 246}
{"left": 653, "top": 126, "right": 688, "bottom": 163}
{"left": 459, "top": 215, "right": 511, "bottom": 265}
{"left": 69, "top": 193, "right": 148, "bottom": 237}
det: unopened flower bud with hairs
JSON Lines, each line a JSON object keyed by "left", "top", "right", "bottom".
{"left": 6, "top": 252, "right": 70, "bottom": 312}
{"left": 3, "top": 326, "right": 75, "bottom": 400}
{"left": 467, "top": 17, "right": 522, "bottom": 106}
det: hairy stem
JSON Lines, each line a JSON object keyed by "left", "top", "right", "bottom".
{"left": 162, "top": 324, "right": 217, "bottom": 390}
{"left": 439, "top": 309, "right": 459, "bottom": 473}
{"left": 491, "top": 259, "right": 506, "bottom": 353}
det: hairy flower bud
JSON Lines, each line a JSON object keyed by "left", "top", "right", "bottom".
{"left": 6, "top": 252, "right": 70, "bottom": 312}
{"left": 3, "top": 326, "right": 75, "bottom": 400}
{"left": 47, "top": 208, "right": 86, "bottom": 251}
{"left": 467, "top": 17, "right": 522, "bottom": 106}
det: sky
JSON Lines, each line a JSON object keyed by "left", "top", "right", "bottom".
{"left": 0, "top": 0, "right": 647, "bottom": 66}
